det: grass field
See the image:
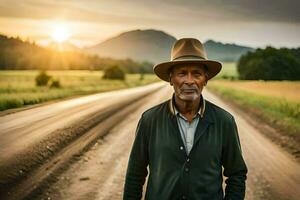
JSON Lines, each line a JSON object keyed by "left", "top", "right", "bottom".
{"left": 0, "top": 70, "right": 160, "bottom": 111}
{"left": 207, "top": 80, "right": 300, "bottom": 138}
{"left": 214, "top": 62, "right": 238, "bottom": 79}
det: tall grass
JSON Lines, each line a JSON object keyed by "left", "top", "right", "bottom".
{"left": 207, "top": 81, "right": 300, "bottom": 137}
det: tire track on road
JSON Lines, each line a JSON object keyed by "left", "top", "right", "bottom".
{"left": 33, "top": 85, "right": 173, "bottom": 200}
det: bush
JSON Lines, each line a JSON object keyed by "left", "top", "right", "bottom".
{"left": 50, "top": 79, "right": 61, "bottom": 88}
{"left": 35, "top": 70, "right": 52, "bottom": 86}
{"left": 237, "top": 47, "right": 300, "bottom": 80}
{"left": 102, "top": 65, "right": 125, "bottom": 80}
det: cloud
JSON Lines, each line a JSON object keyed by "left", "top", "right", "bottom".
{"left": 214, "top": 0, "right": 300, "bottom": 23}
{"left": 0, "top": 0, "right": 299, "bottom": 48}
{"left": 0, "top": 0, "right": 171, "bottom": 25}
{"left": 0, "top": 0, "right": 299, "bottom": 24}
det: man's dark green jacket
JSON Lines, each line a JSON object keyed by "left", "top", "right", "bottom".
{"left": 123, "top": 96, "right": 248, "bottom": 200}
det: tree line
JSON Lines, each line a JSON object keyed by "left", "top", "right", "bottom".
{"left": 237, "top": 46, "right": 300, "bottom": 80}
{"left": 0, "top": 35, "right": 154, "bottom": 73}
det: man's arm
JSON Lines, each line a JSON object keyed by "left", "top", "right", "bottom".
{"left": 222, "top": 116, "right": 248, "bottom": 200}
{"left": 123, "top": 115, "right": 149, "bottom": 200}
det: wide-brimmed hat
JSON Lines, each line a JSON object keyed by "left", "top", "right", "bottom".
{"left": 153, "top": 38, "right": 222, "bottom": 82}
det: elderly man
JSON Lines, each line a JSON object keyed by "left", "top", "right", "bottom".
{"left": 123, "top": 38, "right": 248, "bottom": 200}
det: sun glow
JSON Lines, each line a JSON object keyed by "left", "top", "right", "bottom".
{"left": 51, "top": 23, "right": 70, "bottom": 43}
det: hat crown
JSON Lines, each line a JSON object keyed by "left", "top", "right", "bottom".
{"left": 171, "top": 38, "right": 208, "bottom": 61}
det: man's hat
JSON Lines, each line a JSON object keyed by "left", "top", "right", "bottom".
{"left": 153, "top": 38, "right": 222, "bottom": 82}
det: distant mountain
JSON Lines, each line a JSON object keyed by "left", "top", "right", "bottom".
{"left": 48, "top": 41, "right": 80, "bottom": 52}
{"left": 204, "top": 40, "right": 254, "bottom": 62}
{"left": 86, "top": 29, "right": 254, "bottom": 63}
{"left": 86, "top": 29, "right": 177, "bottom": 64}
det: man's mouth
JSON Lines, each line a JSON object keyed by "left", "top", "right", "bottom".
{"left": 182, "top": 89, "right": 197, "bottom": 93}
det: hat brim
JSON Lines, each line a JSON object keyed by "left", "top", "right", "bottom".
{"left": 153, "top": 59, "right": 222, "bottom": 82}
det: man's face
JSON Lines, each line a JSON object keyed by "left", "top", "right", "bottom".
{"left": 170, "top": 64, "right": 208, "bottom": 102}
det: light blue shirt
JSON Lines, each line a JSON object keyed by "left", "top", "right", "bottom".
{"left": 170, "top": 95, "right": 206, "bottom": 155}
{"left": 174, "top": 109, "right": 200, "bottom": 155}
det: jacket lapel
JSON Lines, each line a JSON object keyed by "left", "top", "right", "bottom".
{"left": 168, "top": 98, "right": 188, "bottom": 156}
{"left": 193, "top": 118, "right": 210, "bottom": 146}
{"left": 193, "top": 101, "right": 214, "bottom": 147}
{"left": 169, "top": 113, "right": 188, "bottom": 156}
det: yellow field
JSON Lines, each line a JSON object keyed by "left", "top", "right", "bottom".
{"left": 209, "top": 80, "right": 300, "bottom": 102}
{"left": 207, "top": 79, "right": 300, "bottom": 139}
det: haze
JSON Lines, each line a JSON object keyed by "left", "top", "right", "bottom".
{"left": 0, "top": 0, "right": 299, "bottom": 48}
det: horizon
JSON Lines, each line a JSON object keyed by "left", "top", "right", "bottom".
{"left": 1, "top": 28, "right": 299, "bottom": 50}
{"left": 0, "top": 28, "right": 264, "bottom": 49}
{"left": 0, "top": 0, "right": 299, "bottom": 49}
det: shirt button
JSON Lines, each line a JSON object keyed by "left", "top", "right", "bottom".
{"left": 180, "top": 146, "right": 184, "bottom": 150}
{"left": 185, "top": 167, "right": 189, "bottom": 172}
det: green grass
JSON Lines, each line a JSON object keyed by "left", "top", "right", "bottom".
{"left": 213, "top": 62, "right": 238, "bottom": 80}
{"left": 0, "top": 70, "right": 160, "bottom": 111}
{"left": 207, "top": 82, "right": 300, "bottom": 138}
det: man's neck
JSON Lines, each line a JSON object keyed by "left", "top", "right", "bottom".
{"left": 174, "top": 95, "right": 201, "bottom": 120}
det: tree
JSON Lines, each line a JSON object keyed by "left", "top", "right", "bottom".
{"left": 237, "top": 47, "right": 300, "bottom": 80}
{"left": 102, "top": 65, "right": 126, "bottom": 80}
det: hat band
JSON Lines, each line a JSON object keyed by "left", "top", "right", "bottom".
{"left": 172, "top": 55, "right": 206, "bottom": 61}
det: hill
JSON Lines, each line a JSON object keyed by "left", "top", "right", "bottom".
{"left": 86, "top": 29, "right": 254, "bottom": 63}
{"left": 86, "top": 29, "right": 176, "bottom": 64}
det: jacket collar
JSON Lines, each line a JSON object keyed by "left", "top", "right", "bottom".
{"left": 168, "top": 93, "right": 213, "bottom": 123}
{"left": 169, "top": 93, "right": 205, "bottom": 118}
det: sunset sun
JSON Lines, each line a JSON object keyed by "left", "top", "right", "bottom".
{"left": 51, "top": 24, "right": 70, "bottom": 43}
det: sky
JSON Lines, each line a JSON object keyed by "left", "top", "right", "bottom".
{"left": 0, "top": 0, "right": 299, "bottom": 48}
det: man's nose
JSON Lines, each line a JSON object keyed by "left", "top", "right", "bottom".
{"left": 185, "top": 73, "right": 194, "bottom": 84}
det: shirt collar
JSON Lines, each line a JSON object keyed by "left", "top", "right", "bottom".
{"left": 169, "top": 93, "right": 206, "bottom": 119}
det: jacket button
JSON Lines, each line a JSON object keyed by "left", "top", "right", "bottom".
{"left": 180, "top": 146, "right": 184, "bottom": 150}
{"left": 186, "top": 158, "right": 190, "bottom": 162}
{"left": 182, "top": 195, "right": 187, "bottom": 199}
{"left": 185, "top": 167, "right": 189, "bottom": 172}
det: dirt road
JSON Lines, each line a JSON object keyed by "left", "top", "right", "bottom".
{"left": 0, "top": 83, "right": 164, "bottom": 199}
{"left": 204, "top": 90, "right": 300, "bottom": 200}
{"left": 32, "top": 84, "right": 173, "bottom": 200}
{"left": 2, "top": 84, "right": 300, "bottom": 200}
{"left": 0, "top": 83, "right": 163, "bottom": 163}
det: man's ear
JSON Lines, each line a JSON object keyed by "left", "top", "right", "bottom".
{"left": 204, "top": 73, "right": 208, "bottom": 86}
